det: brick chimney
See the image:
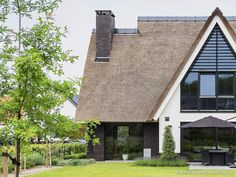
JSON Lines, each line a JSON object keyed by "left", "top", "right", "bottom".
{"left": 95, "top": 10, "right": 115, "bottom": 62}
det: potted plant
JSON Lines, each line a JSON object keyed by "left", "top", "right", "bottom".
{"left": 122, "top": 142, "right": 129, "bottom": 161}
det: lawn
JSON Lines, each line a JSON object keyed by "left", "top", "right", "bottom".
{"left": 28, "top": 162, "right": 236, "bottom": 177}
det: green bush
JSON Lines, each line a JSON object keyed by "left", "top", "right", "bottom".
{"left": 57, "top": 159, "right": 95, "bottom": 166}
{"left": 30, "top": 143, "right": 87, "bottom": 159}
{"left": 51, "top": 158, "right": 62, "bottom": 166}
{"left": 25, "top": 153, "right": 44, "bottom": 168}
{"left": 63, "top": 153, "right": 86, "bottom": 160}
{"left": 161, "top": 126, "right": 177, "bottom": 161}
{"left": 134, "top": 158, "right": 188, "bottom": 167}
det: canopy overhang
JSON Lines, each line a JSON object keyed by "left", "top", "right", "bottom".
{"left": 180, "top": 116, "right": 236, "bottom": 129}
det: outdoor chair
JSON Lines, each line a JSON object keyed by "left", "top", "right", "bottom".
{"left": 226, "top": 150, "right": 235, "bottom": 165}
{"left": 201, "top": 150, "right": 210, "bottom": 165}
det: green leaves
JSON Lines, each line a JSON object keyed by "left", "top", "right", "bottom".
{"left": 0, "top": 117, "right": 37, "bottom": 146}
{"left": 0, "top": 1, "right": 99, "bottom": 167}
{"left": 0, "top": 0, "right": 81, "bottom": 148}
{"left": 161, "top": 126, "right": 177, "bottom": 161}
{"left": 21, "top": 17, "right": 78, "bottom": 75}
{"left": 0, "top": 0, "right": 61, "bottom": 18}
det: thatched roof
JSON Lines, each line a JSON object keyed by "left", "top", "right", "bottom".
{"left": 76, "top": 8, "right": 236, "bottom": 122}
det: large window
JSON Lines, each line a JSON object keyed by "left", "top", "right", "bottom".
{"left": 200, "top": 74, "right": 216, "bottom": 96}
{"left": 181, "top": 72, "right": 198, "bottom": 110}
{"left": 181, "top": 24, "right": 236, "bottom": 112}
{"left": 181, "top": 122, "right": 236, "bottom": 161}
{"left": 218, "top": 74, "right": 234, "bottom": 110}
{"left": 181, "top": 73, "right": 235, "bottom": 111}
{"left": 218, "top": 74, "right": 234, "bottom": 95}
{"left": 199, "top": 74, "right": 216, "bottom": 110}
{"left": 104, "top": 123, "right": 143, "bottom": 160}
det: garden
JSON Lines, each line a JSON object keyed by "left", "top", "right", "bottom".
{"left": 27, "top": 162, "right": 236, "bottom": 177}
{"left": 0, "top": 142, "right": 95, "bottom": 173}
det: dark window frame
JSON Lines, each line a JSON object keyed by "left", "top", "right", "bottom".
{"left": 181, "top": 71, "right": 236, "bottom": 112}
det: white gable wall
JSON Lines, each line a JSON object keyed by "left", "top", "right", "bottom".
{"left": 159, "top": 85, "right": 236, "bottom": 153}
{"left": 155, "top": 15, "right": 236, "bottom": 153}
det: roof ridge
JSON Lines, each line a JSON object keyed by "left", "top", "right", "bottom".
{"left": 138, "top": 16, "right": 236, "bottom": 22}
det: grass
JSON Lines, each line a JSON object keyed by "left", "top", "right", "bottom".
{"left": 28, "top": 162, "right": 236, "bottom": 177}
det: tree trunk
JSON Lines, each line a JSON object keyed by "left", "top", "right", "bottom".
{"left": 15, "top": 109, "right": 21, "bottom": 177}
{"left": 15, "top": 139, "right": 20, "bottom": 177}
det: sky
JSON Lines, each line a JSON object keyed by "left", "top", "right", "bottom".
{"left": 7, "top": 0, "right": 236, "bottom": 81}
{"left": 53, "top": 0, "right": 236, "bottom": 81}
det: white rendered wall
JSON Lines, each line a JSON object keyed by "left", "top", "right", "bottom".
{"left": 59, "top": 100, "right": 76, "bottom": 119}
{"left": 158, "top": 85, "right": 236, "bottom": 153}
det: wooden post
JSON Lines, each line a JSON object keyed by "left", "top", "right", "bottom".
{"left": 2, "top": 148, "right": 8, "bottom": 177}
{"left": 24, "top": 153, "right": 26, "bottom": 171}
{"left": 49, "top": 144, "right": 52, "bottom": 168}
{"left": 45, "top": 138, "right": 49, "bottom": 168}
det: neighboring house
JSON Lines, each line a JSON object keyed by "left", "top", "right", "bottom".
{"left": 76, "top": 8, "right": 236, "bottom": 161}
{"left": 59, "top": 95, "right": 78, "bottom": 119}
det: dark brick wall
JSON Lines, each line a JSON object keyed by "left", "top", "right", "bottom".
{"left": 96, "top": 10, "right": 115, "bottom": 60}
{"left": 87, "top": 123, "right": 104, "bottom": 161}
{"left": 143, "top": 123, "right": 159, "bottom": 157}
{"left": 87, "top": 122, "right": 159, "bottom": 160}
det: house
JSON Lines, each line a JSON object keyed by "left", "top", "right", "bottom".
{"left": 76, "top": 8, "right": 236, "bottom": 161}
{"left": 59, "top": 96, "right": 79, "bottom": 119}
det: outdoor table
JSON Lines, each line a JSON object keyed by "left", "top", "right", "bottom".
{"left": 208, "top": 149, "right": 229, "bottom": 166}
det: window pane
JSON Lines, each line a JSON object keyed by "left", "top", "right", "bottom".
{"left": 200, "top": 98, "right": 216, "bottom": 110}
{"left": 129, "top": 124, "right": 143, "bottom": 160}
{"left": 182, "top": 123, "right": 236, "bottom": 161}
{"left": 181, "top": 72, "right": 198, "bottom": 110}
{"left": 217, "top": 98, "right": 234, "bottom": 110}
{"left": 200, "top": 74, "right": 215, "bottom": 96}
{"left": 218, "top": 74, "right": 234, "bottom": 95}
{"left": 104, "top": 124, "right": 143, "bottom": 160}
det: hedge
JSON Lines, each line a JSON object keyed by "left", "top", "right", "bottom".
{"left": 0, "top": 143, "right": 87, "bottom": 172}
{"left": 57, "top": 159, "right": 96, "bottom": 166}
{"left": 134, "top": 158, "right": 188, "bottom": 167}
{"left": 31, "top": 143, "right": 87, "bottom": 158}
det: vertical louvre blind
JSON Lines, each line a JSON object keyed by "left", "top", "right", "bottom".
{"left": 191, "top": 24, "right": 236, "bottom": 72}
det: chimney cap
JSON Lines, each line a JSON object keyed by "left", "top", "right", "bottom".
{"left": 95, "top": 10, "right": 115, "bottom": 17}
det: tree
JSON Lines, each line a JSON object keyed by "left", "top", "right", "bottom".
{"left": 0, "top": 1, "right": 97, "bottom": 176}
{"left": 160, "top": 125, "right": 177, "bottom": 161}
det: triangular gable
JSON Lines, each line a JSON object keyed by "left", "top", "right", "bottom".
{"left": 149, "top": 8, "right": 236, "bottom": 121}
{"left": 190, "top": 24, "right": 236, "bottom": 72}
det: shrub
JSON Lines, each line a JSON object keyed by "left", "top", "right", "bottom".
{"left": 57, "top": 159, "right": 96, "bottom": 166}
{"left": 64, "top": 153, "right": 86, "bottom": 160}
{"left": 30, "top": 143, "right": 87, "bottom": 159}
{"left": 25, "top": 153, "right": 44, "bottom": 168}
{"left": 134, "top": 158, "right": 188, "bottom": 167}
{"left": 161, "top": 126, "right": 177, "bottom": 161}
{"left": 51, "top": 158, "right": 62, "bottom": 166}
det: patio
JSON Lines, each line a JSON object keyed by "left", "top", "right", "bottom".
{"left": 189, "top": 162, "right": 236, "bottom": 170}
{"left": 180, "top": 116, "right": 236, "bottom": 166}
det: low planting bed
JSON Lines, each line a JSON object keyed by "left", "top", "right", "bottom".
{"left": 134, "top": 158, "right": 188, "bottom": 167}
{"left": 57, "top": 159, "right": 96, "bottom": 166}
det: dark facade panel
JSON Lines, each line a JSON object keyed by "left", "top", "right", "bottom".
{"left": 87, "top": 124, "right": 105, "bottom": 161}
{"left": 143, "top": 123, "right": 159, "bottom": 157}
